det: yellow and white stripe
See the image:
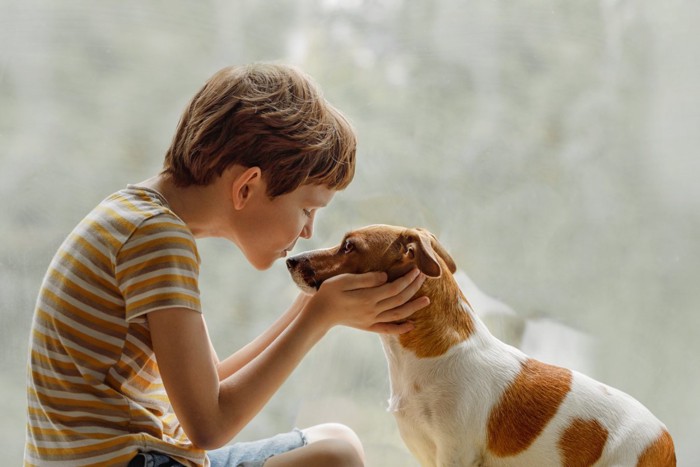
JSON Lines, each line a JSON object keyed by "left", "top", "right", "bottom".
{"left": 25, "top": 186, "right": 208, "bottom": 467}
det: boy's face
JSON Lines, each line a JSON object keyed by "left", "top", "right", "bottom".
{"left": 233, "top": 182, "right": 336, "bottom": 270}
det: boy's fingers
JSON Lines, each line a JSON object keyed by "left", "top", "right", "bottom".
{"left": 376, "top": 268, "right": 420, "bottom": 297}
{"left": 327, "top": 271, "right": 387, "bottom": 291}
{"left": 369, "top": 320, "right": 415, "bottom": 335}
{"left": 376, "top": 296, "right": 430, "bottom": 323}
{"left": 377, "top": 273, "right": 426, "bottom": 311}
{"left": 350, "top": 271, "right": 388, "bottom": 290}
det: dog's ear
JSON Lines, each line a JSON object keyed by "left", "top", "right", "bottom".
{"left": 403, "top": 231, "right": 442, "bottom": 278}
{"left": 415, "top": 228, "right": 457, "bottom": 275}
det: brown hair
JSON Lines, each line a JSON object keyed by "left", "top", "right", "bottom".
{"left": 163, "top": 63, "right": 356, "bottom": 197}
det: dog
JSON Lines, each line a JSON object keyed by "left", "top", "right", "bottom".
{"left": 287, "top": 225, "right": 676, "bottom": 467}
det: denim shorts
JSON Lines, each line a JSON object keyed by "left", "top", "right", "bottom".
{"left": 208, "top": 429, "right": 307, "bottom": 467}
{"left": 128, "top": 429, "right": 307, "bottom": 467}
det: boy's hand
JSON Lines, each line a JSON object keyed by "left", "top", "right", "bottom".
{"left": 302, "top": 268, "right": 430, "bottom": 335}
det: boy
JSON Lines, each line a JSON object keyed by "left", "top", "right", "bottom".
{"left": 25, "top": 63, "right": 429, "bottom": 466}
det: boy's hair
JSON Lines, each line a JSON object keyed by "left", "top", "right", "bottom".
{"left": 163, "top": 63, "right": 356, "bottom": 197}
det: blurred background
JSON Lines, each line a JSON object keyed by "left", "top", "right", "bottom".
{"left": 2, "top": 0, "right": 699, "bottom": 465}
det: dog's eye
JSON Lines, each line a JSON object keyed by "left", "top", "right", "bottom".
{"left": 343, "top": 239, "right": 355, "bottom": 254}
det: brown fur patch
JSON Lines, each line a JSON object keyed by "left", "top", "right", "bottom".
{"left": 487, "top": 359, "right": 573, "bottom": 457}
{"left": 558, "top": 419, "right": 608, "bottom": 467}
{"left": 637, "top": 429, "right": 676, "bottom": 467}
{"left": 398, "top": 281, "right": 475, "bottom": 358}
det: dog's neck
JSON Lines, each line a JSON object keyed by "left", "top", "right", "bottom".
{"left": 396, "top": 271, "right": 477, "bottom": 358}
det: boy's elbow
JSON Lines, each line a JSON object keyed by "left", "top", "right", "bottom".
{"left": 187, "top": 427, "right": 228, "bottom": 451}
{"left": 177, "top": 391, "right": 248, "bottom": 450}
{"left": 185, "top": 417, "right": 244, "bottom": 451}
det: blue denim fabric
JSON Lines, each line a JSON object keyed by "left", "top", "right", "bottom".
{"left": 127, "top": 429, "right": 306, "bottom": 467}
{"left": 208, "top": 429, "right": 307, "bottom": 467}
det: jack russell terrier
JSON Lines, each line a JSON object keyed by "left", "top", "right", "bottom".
{"left": 286, "top": 225, "right": 675, "bottom": 467}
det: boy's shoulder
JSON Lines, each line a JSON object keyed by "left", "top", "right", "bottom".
{"left": 99, "top": 185, "right": 186, "bottom": 229}
{"left": 73, "top": 185, "right": 194, "bottom": 254}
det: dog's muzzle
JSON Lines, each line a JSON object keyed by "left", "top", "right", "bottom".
{"left": 286, "top": 256, "right": 321, "bottom": 291}
{"left": 285, "top": 256, "right": 301, "bottom": 270}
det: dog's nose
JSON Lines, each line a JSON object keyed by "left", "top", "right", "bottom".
{"left": 286, "top": 257, "right": 298, "bottom": 270}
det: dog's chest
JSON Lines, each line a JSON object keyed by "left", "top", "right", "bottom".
{"left": 380, "top": 336, "right": 521, "bottom": 439}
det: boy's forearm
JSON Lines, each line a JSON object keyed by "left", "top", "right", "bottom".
{"left": 147, "top": 303, "right": 324, "bottom": 450}
{"left": 213, "top": 307, "right": 329, "bottom": 443}
{"left": 215, "top": 294, "right": 308, "bottom": 380}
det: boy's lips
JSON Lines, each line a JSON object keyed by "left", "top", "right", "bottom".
{"left": 281, "top": 243, "right": 296, "bottom": 257}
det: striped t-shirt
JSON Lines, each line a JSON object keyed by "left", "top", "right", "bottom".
{"left": 25, "top": 186, "right": 207, "bottom": 467}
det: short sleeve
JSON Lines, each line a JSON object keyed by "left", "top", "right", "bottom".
{"left": 115, "top": 213, "right": 201, "bottom": 321}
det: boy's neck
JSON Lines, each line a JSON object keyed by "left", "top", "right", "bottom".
{"left": 137, "top": 173, "right": 227, "bottom": 239}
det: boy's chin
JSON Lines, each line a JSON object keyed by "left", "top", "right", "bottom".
{"left": 242, "top": 247, "right": 289, "bottom": 271}
{"left": 247, "top": 254, "right": 277, "bottom": 271}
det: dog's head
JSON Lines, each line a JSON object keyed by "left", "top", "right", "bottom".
{"left": 286, "top": 224, "right": 457, "bottom": 293}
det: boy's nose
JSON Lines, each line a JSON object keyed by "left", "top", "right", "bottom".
{"left": 300, "top": 218, "right": 314, "bottom": 239}
{"left": 300, "top": 224, "right": 313, "bottom": 239}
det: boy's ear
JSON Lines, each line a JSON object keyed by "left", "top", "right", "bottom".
{"left": 231, "top": 167, "right": 262, "bottom": 210}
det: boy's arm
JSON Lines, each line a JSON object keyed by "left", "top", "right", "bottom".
{"left": 148, "top": 269, "right": 427, "bottom": 450}
{"left": 212, "top": 293, "right": 309, "bottom": 380}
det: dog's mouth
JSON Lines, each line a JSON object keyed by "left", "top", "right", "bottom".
{"left": 286, "top": 257, "right": 324, "bottom": 293}
{"left": 307, "top": 276, "right": 321, "bottom": 290}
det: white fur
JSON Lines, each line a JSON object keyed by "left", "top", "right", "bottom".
{"left": 380, "top": 298, "right": 668, "bottom": 467}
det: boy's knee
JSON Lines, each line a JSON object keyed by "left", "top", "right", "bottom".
{"left": 312, "top": 439, "right": 364, "bottom": 467}
{"left": 303, "top": 423, "right": 365, "bottom": 464}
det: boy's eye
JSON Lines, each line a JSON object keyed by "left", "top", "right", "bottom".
{"left": 302, "top": 209, "right": 312, "bottom": 218}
